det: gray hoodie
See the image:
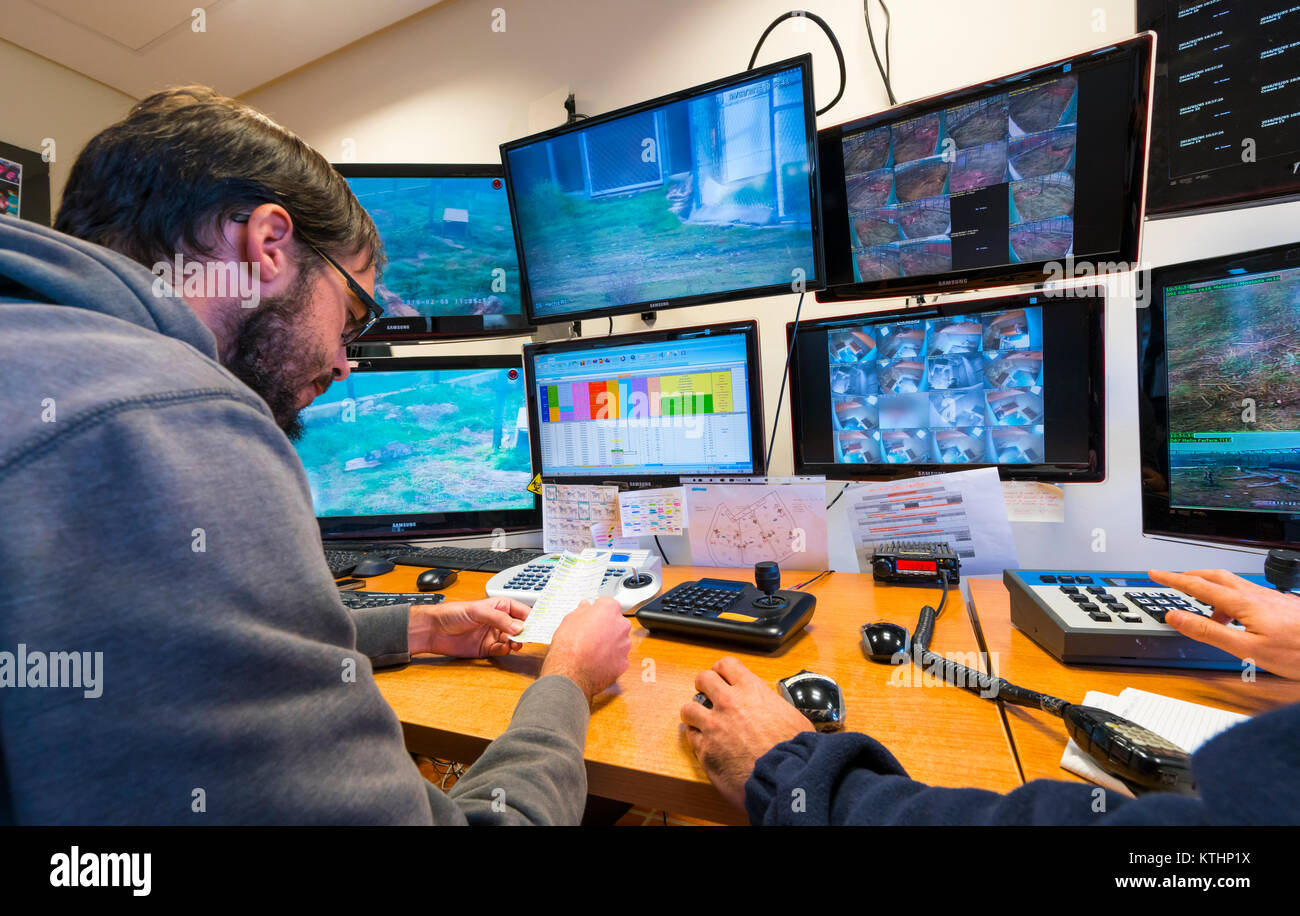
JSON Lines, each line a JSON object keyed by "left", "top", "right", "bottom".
{"left": 0, "top": 216, "right": 590, "bottom": 824}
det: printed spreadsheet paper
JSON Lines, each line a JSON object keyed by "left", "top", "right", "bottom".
{"left": 618, "top": 486, "right": 687, "bottom": 537}
{"left": 512, "top": 550, "right": 610, "bottom": 645}
{"left": 842, "top": 466, "right": 1016, "bottom": 576}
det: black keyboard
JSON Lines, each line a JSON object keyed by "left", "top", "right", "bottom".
{"left": 325, "top": 543, "right": 546, "bottom": 574}
{"left": 337, "top": 590, "right": 445, "bottom": 609}
{"left": 324, "top": 549, "right": 364, "bottom": 578}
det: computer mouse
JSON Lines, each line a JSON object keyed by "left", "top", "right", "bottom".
{"left": 861, "top": 621, "right": 911, "bottom": 664}
{"left": 416, "top": 567, "right": 458, "bottom": 592}
{"left": 777, "top": 670, "right": 845, "bottom": 732}
{"left": 351, "top": 556, "right": 396, "bottom": 578}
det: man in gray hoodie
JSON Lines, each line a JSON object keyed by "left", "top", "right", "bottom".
{"left": 0, "top": 86, "right": 631, "bottom": 825}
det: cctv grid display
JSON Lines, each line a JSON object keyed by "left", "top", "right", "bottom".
{"left": 529, "top": 331, "right": 757, "bottom": 479}
{"left": 790, "top": 292, "right": 1103, "bottom": 479}
{"left": 501, "top": 56, "right": 822, "bottom": 324}
{"left": 817, "top": 36, "right": 1150, "bottom": 300}
{"left": 293, "top": 359, "right": 538, "bottom": 538}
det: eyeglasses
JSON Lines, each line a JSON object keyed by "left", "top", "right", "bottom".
{"left": 230, "top": 213, "right": 384, "bottom": 346}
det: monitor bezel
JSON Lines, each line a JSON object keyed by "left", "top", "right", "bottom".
{"left": 500, "top": 55, "right": 826, "bottom": 326}
{"left": 787, "top": 289, "right": 1107, "bottom": 482}
{"left": 815, "top": 33, "right": 1154, "bottom": 303}
{"left": 333, "top": 163, "right": 537, "bottom": 341}
{"left": 522, "top": 320, "right": 767, "bottom": 487}
{"left": 308, "top": 354, "right": 540, "bottom": 542}
{"left": 1137, "top": 242, "right": 1300, "bottom": 549}
{"left": 1136, "top": 1, "right": 1300, "bottom": 218}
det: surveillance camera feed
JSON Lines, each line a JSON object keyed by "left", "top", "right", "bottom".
{"left": 1163, "top": 261, "right": 1300, "bottom": 515}
{"left": 343, "top": 174, "right": 524, "bottom": 325}
{"left": 503, "top": 61, "right": 819, "bottom": 321}
{"left": 842, "top": 70, "right": 1079, "bottom": 284}
{"left": 825, "top": 306, "right": 1045, "bottom": 465}
{"left": 292, "top": 365, "right": 535, "bottom": 519}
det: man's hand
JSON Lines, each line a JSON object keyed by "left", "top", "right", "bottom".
{"left": 409, "top": 597, "right": 529, "bottom": 659}
{"left": 680, "top": 656, "right": 814, "bottom": 810}
{"left": 540, "top": 597, "right": 631, "bottom": 702}
{"left": 1150, "top": 568, "right": 1300, "bottom": 680}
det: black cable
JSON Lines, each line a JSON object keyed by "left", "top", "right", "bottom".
{"left": 863, "top": 0, "right": 897, "bottom": 105}
{"left": 792, "top": 569, "right": 831, "bottom": 590}
{"left": 826, "top": 481, "right": 851, "bottom": 510}
{"left": 747, "top": 10, "right": 847, "bottom": 117}
{"left": 653, "top": 534, "right": 670, "bottom": 566}
{"left": 608, "top": 316, "right": 613, "bottom": 336}
{"left": 764, "top": 290, "right": 804, "bottom": 471}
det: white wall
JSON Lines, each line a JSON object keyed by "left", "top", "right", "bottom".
{"left": 0, "top": 38, "right": 134, "bottom": 209}
{"left": 244, "top": 0, "right": 1300, "bottom": 572}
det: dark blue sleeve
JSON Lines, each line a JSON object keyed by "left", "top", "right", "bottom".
{"left": 745, "top": 701, "right": 1300, "bottom": 826}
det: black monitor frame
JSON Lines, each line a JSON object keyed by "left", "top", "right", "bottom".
{"left": 787, "top": 289, "right": 1107, "bottom": 482}
{"left": 1137, "top": 1, "right": 1300, "bottom": 218}
{"left": 522, "top": 320, "right": 766, "bottom": 488}
{"left": 816, "top": 34, "right": 1154, "bottom": 303}
{"left": 500, "top": 55, "right": 825, "bottom": 326}
{"left": 309, "top": 354, "right": 540, "bottom": 542}
{"left": 334, "top": 163, "right": 536, "bottom": 341}
{"left": 1137, "top": 242, "right": 1300, "bottom": 549}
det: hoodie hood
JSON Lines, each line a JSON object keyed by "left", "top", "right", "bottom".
{"left": 0, "top": 215, "right": 218, "bottom": 360}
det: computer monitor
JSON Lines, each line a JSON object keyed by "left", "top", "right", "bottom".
{"left": 1138, "top": 1, "right": 1300, "bottom": 217}
{"left": 501, "top": 55, "right": 824, "bottom": 325}
{"left": 816, "top": 34, "right": 1154, "bottom": 302}
{"left": 523, "top": 321, "right": 766, "bottom": 487}
{"left": 787, "top": 289, "right": 1106, "bottom": 481}
{"left": 335, "top": 164, "right": 534, "bottom": 340}
{"left": 293, "top": 355, "right": 539, "bottom": 540}
{"left": 1137, "top": 242, "right": 1300, "bottom": 548}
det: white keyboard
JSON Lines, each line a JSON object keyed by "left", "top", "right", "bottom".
{"left": 485, "top": 550, "right": 662, "bottom": 612}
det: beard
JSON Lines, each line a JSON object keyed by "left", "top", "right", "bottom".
{"left": 224, "top": 266, "right": 334, "bottom": 441}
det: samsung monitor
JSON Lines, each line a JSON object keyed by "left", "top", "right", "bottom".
{"left": 788, "top": 289, "right": 1106, "bottom": 481}
{"left": 1137, "top": 242, "right": 1300, "bottom": 548}
{"left": 1138, "top": 1, "right": 1300, "bottom": 217}
{"left": 335, "top": 164, "right": 534, "bottom": 340}
{"left": 816, "top": 34, "right": 1154, "bottom": 302}
{"left": 523, "top": 321, "right": 765, "bottom": 487}
{"left": 501, "top": 56, "right": 824, "bottom": 325}
{"left": 293, "top": 355, "right": 539, "bottom": 540}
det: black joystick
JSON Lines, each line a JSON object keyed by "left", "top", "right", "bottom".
{"left": 1265, "top": 548, "right": 1300, "bottom": 593}
{"left": 623, "top": 571, "right": 653, "bottom": 588}
{"left": 754, "top": 561, "right": 787, "bottom": 609}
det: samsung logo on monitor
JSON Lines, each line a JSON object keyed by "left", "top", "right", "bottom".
{"left": 937, "top": 278, "right": 969, "bottom": 287}
{"left": 391, "top": 521, "right": 417, "bottom": 531}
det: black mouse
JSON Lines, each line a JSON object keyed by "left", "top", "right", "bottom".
{"left": 861, "top": 621, "right": 911, "bottom": 664}
{"left": 416, "top": 567, "right": 458, "bottom": 592}
{"left": 777, "top": 670, "right": 845, "bottom": 732}
{"left": 351, "top": 556, "right": 396, "bottom": 578}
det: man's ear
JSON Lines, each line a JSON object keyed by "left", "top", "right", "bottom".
{"left": 236, "top": 203, "right": 298, "bottom": 295}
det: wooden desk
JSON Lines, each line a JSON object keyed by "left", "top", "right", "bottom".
{"left": 362, "top": 565, "right": 1022, "bottom": 824}
{"left": 966, "top": 578, "right": 1300, "bottom": 785}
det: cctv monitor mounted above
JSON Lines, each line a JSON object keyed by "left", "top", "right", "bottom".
{"left": 787, "top": 289, "right": 1106, "bottom": 482}
{"left": 501, "top": 55, "right": 824, "bottom": 326}
{"left": 1137, "top": 1, "right": 1300, "bottom": 217}
{"left": 293, "top": 354, "right": 539, "bottom": 540}
{"left": 816, "top": 34, "right": 1154, "bottom": 303}
{"left": 335, "top": 164, "right": 534, "bottom": 340}
{"left": 1137, "top": 242, "right": 1300, "bottom": 549}
{"left": 523, "top": 321, "right": 765, "bottom": 488}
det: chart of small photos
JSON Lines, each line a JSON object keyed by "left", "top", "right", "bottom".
{"left": 828, "top": 306, "right": 1046, "bottom": 466}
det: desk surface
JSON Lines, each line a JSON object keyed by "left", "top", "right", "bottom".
{"left": 967, "top": 578, "right": 1300, "bottom": 785}
{"left": 363, "top": 565, "right": 1021, "bottom": 824}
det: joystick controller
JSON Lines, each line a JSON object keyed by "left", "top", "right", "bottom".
{"left": 753, "top": 561, "right": 787, "bottom": 609}
{"left": 1265, "top": 548, "right": 1300, "bottom": 593}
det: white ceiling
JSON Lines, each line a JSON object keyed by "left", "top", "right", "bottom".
{"left": 1, "top": 0, "right": 446, "bottom": 98}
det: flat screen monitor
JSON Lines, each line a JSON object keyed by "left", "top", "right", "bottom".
{"left": 523, "top": 321, "right": 765, "bottom": 486}
{"left": 293, "top": 355, "right": 539, "bottom": 540}
{"left": 816, "top": 34, "right": 1154, "bottom": 302}
{"left": 501, "top": 56, "right": 824, "bottom": 325}
{"left": 788, "top": 290, "right": 1106, "bottom": 481}
{"left": 335, "top": 164, "right": 534, "bottom": 339}
{"left": 1138, "top": 1, "right": 1300, "bottom": 217}
{"left": 1137, "top": 242, "right": 1300, "bottom": 548}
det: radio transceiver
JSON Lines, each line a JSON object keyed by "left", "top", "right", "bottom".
{"left": 870, "top": 542, "right": 961, "bottom": 584}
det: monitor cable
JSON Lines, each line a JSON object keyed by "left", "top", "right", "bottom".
{"left": 747, "top": 10, "right": 846, "bottom": 117}
{"left": 864, "top": 1, "right": 897, "bottom": 106}
{"left": 764, "top": 290, "right": 805, "bottom": 471}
